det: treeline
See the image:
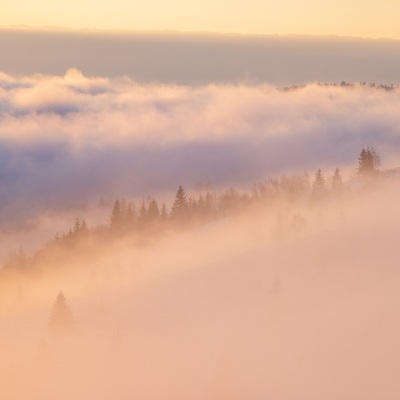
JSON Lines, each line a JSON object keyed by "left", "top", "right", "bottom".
{"left": 282, "top": 82, "right": 398, "bottom": 92}
{"left": 0, "top": 147, "right": 381, "bottom": 275}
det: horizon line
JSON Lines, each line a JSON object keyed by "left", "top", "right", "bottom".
{"left": 1, "top": 25, "right": 399, "bottom": 42}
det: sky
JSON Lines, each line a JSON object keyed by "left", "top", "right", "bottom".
{"left": 2, "top": 0, "right": 400, "bottom": 39}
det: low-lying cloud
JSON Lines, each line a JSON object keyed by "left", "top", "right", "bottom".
{"left": 1, "top": 69, "right": 400, "bottom": 236}
{"left": 2, "top": 176, "right": 400, "bottom": 400}
{"left": 2, "top": 69, "right": 400, "bottom": 400}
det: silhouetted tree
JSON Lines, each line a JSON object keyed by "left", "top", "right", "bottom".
{"left": 80, "top": 219, "right": 88, "bottom": 232}
{"left": 188, "top": 197, "right": 198, "bottom": 214}
{"left": 74, "top": 218, "right": 81, "bottom": 234}
{"left": 331, "top": 167, "right": 344, "bottom": 193}
{"left": 73, "top": 218, "right": 88, "bottom": 236}
{"left": 48, "top": 292, "right": 74, "bottom": 336}
{"left": 160, "top": 202, "right": 168, "bottom": 221}
{"left": 147, "top": 199, "right": 160, "bottom": 223}
{"left": 137, "top": 200, "right": 147, "bottom": 227}
{"left": 170, "top": 186, "right": 188, "bottom": 222}
{"left": 370, "top": 147, "right": 381, "bottom": 170}
{"left": 110, "top": 199, "right": 123, "bottom": 231}
{"left": 357, "top": 147, "right": 379, "bottom": 176}
{"left": 125, "top": 203, "right": 136, "bottom": 229}
{"left": 311, "top": 169, "right": 327, "bottom": 203}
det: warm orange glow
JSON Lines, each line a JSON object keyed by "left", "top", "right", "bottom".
{"left": 1, "top": 71, "right": 400, "bottom": 400}
{"left": 1, "top": 0, "right": 400, "bottom": 39}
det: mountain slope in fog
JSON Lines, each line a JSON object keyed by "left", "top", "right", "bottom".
{"left": 2, "top": 180, "right": 400, "bottom": 400}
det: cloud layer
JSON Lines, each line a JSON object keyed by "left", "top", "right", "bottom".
{"left": 1, "top": 68, "right": 400, "bottom": 400}
{"left": 1, "top": 69, "right": 400, "bottom": 230}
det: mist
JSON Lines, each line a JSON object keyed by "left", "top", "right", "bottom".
{"left": 2, "top": 69, "right": 400, "bottom": 254}
{"left": 1, "top": 66, "right": 400, "bottom": 399}
{"left": 1, "top": 71, "right": 400, "bottom": 224}
{"left": 2, "top": 169, "right": 400, "bottom": 399}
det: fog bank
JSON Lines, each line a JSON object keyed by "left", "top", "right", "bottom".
{"left": 1, "top": 175, "right": 400, "bottom": 400}
{"left": 1, "top": 29, "right": 400, "bottom": 86}
{"left": 1, "top": 71, "right": 400, "bottom": 224}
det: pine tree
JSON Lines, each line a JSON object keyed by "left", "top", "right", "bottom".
{"left": 170, "top": 186, "right": 188, "bottom": 222}
{"left": 73, "top": 218, "right": 81, "bottom": 234}
{"left": 331, "top": 167, "right": 344, "bottom": 193}
{"left": 370, "top": 147, "right": 381, "bottom": 170}
{"left": 48, "top": 292, "right": 74, "bottom": 336}
{"left": 110, "top": 199, "right": 123, "bottom": 231}
{"left": 147, "top": 199, "right": 160, "bottom": 222}
{"left": 80, "top": 219, "right": 88, "bottom": 232}
{"left": 125, "top": 203, "right": 135, "bottom": 229}
{"left": 357, "top": 147, "right": 379, "bottom": 176}
{"left": 137, "top": 200, "right": 147, "bottom": 227}
{"left": 160, "top": 202, "right": 168, "bottom": 221}
{"left": 311, "top": 169, "right": 327, "bottom": 203}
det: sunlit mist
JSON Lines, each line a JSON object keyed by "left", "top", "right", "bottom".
{"left": 1, "top": 69, "right": 400, "bottom": 400}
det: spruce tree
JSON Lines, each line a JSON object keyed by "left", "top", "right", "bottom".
{"left": 331, "top": 167, "right": 344, "bottom": 193}
{"left": 160, "top": 202, "right": 168, "bottom": 221}
{"left": 370, "top": 147, "right": 381, "bottom": 170}
{"left": 80, "top": 219, "right": 88, "bottom": 232}
{"left": 311, "top": 169, "right": 327, "bottom": 203}
{"left": 137, "top": 200, "right": 147, "bottom": 227}
{"left": 48, "top": 292, "right": 74, "bottom": 336}
{"left": 110, "top": 199, "right": 123, "bottom": 231}
{"left": 147, "top": 199, "right": 160, "bottom": 223}
{"left": 357, "top": 147, "right": 379, "bottom": 176}
{"left": 125, "top": 203, "right": 135, "bottom": 229}
{"left": 170, "top": 186, "right": 188, "bottom": 222}
{"left": 73, "top": 218, "right": 81, "bottom": 234}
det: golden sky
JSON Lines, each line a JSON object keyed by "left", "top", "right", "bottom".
{"left": 2, "top": 0, "right": 400, "bottom": 39}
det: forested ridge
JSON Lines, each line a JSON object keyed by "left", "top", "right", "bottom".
{"left": 1, "top": 147, "right": 384, "bottom": 278}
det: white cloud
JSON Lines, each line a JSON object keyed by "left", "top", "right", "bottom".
{"left": 1, "top": 71, "right": 400, "bottom": 230}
